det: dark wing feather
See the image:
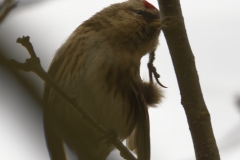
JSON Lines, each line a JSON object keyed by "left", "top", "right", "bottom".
{"left": 136, "top": 93, "right": 151, "bottom": 160}
{"left": 126, "top": 86, "right": 151, "bottom": 160}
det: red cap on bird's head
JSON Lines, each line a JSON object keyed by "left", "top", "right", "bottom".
{"left": 143, "top": 0, "right": 158, "bottom": 10}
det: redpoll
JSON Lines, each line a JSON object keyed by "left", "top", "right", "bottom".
{"left": 43, "top": 0, "right": 163, "bottom": 159}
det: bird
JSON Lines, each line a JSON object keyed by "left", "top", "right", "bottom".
{"left": 43, "top": 0, "right": 163, "bottom": 159}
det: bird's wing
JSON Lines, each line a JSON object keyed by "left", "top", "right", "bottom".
{"left": 126, "top": 90, "right": 150, "bottom": 160}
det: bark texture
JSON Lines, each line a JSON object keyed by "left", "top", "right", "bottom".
{"left": 157, "top": 0, "right": 221, "bottom": 159}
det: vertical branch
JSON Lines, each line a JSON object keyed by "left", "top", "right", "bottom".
{"left": 157, "top": 0, "right": 220, "bottom": 160}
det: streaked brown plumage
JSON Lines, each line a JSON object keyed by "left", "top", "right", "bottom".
{"left": 43, "top": 0, "right": 163, "bottom": 160}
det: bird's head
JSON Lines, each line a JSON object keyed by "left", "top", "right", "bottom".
{"left": 83, "top": 0, "right": 161, "bottom": 56}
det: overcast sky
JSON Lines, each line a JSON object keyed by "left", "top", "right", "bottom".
{"left": 0, "top": 0, "right": 240, "bottom": 160}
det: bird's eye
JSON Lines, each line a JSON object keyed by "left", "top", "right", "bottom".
{"left": 135, "top": 10, "right": 144, "bottom": 15}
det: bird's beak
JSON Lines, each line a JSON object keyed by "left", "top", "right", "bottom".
{"left": 149, "top": 21, "right": 161, "bottom": 31}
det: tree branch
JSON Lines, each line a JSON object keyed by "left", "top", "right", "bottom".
{"left": 9, "top": 36, "right": 136, "bottom": 160}
{"left": 157, "top": 0, "right": 220, "bottom": 159}
{"left": 0, "top": 51, "right": 44, "bottom": 108}
{"left": 0, "top": 0, "right": 18, "bottom": 23}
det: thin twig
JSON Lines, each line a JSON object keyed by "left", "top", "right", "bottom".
{"left": 10, "top": 36, "right": 137, "bottom": 160}
{"left": 0, "top": 51, "right": 44, "bottom": 108}
{"left": 0, "top": 0, "right": 7, "bottom": 10}
{"left": 0, "top": 0, "right": 18, "bottom": 24}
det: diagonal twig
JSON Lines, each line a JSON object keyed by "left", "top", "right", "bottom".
{"left": 10, "top": 36, "right": 137, "bottom": 160}
{"left": 0, "top": 0, "right": 18, "bottom": 24}
{"left": 0, "top": 0, "right": 7, "bottom": 10}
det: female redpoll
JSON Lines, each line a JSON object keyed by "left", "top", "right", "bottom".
{"left": 43, "top": 0, "right": 163, "bottom": 159}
